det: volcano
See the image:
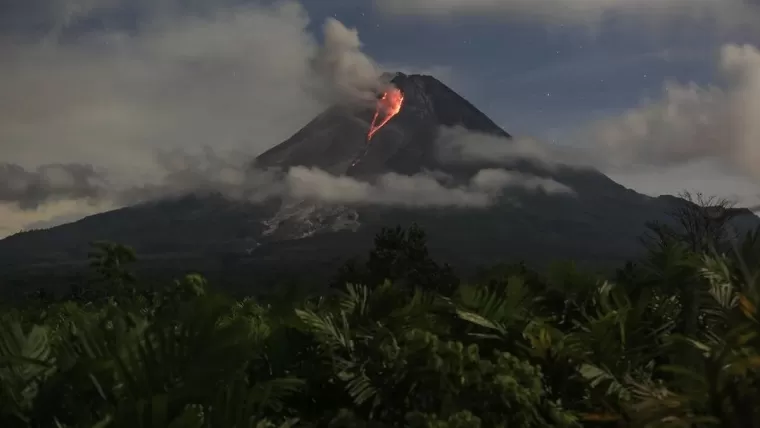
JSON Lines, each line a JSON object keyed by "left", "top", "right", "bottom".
{"left": 1, "top": 72, "right": 757, "bottom": 291}
{"left": 253, "top": 72, "right": 511, "bottom": 177}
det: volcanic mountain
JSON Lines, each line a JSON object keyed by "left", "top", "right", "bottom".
{"left": 1, "top": 72, "right": 757, "bottom": 290}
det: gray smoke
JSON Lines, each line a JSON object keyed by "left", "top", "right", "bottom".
{"left": 310, "top": 18, "right": 388, "bottom": 104}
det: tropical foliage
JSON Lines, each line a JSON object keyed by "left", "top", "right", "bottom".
{"left": 2, "top": 198, "right": 760, "bottom": 427}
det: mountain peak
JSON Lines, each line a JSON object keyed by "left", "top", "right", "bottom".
{"left": 390, "top": 72, "right": 510, "bottom": 138}
{"left": 254, "top": 72, "right": 510, "bottom": 177}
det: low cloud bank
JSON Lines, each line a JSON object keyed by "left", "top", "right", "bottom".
{"left": 0, "top": 147, "right": 574, "bottom": 214}
{"left": 287, "top": 166, "right": 572, "bottom": 208}
{"left": 0, "top": 163, "right": 108, "bottom": 210}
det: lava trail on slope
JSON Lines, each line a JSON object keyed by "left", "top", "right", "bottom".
{"left": 350, "top": 87, "right": 405, "bottom": 167}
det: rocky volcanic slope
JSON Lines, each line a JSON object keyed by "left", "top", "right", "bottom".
{"left": 1, "top": 72, "right": 757, "bottom": 289}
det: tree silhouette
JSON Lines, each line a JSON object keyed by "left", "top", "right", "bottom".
{"left": 88, "top": 240, "right": 137, "bottom": 295}
{"left": 332, "top": 224, "right": 459, "bottom": 294}
{"left": 643, "top": 191, "right": 739, "bottom": 254}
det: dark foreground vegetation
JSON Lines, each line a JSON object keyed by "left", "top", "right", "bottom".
{"left": 2, "top": 194, "right": 760, "bottom": 427}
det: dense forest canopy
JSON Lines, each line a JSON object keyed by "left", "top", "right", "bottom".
{"left": 1, "top": 193, "right": 760, "bottom": 427}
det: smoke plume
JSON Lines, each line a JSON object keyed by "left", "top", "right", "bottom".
{"left": 310, "top": 18, "right": 387, "bottom": 104}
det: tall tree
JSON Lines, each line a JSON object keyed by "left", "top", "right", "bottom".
{"left": 643, "top": 191, "right": 740, "bottom": 254}
{"left": 88, "top": 241, "right": 137, "bottom": 296}
{"left": 641, "top": 192, "right": 740, "bottom": 368}
{"left": 332, "top": 224, "right": 459, "bottom": 294}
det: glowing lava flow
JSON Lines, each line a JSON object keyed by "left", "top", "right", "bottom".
{"left": 367, "top": 87, "right": 404, "bottom": 141}
{"left": 350, "top": 87, "right": 404, "bottom": 168}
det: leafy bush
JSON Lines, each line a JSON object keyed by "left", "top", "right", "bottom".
{"left": 2, "top": 212, "right": 760, "bottom": 427}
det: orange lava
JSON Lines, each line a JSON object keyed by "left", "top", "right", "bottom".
{"left": 367, "top": 87, "right": 404, "bottom": 141}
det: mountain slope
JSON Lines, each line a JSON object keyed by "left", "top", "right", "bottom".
{"left": 1, "top": 73, "right": 756, "bottom": 290}
{"left": 254, "top": 72, "right": 510, "bottom": 178}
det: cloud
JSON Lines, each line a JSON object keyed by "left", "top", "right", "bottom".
{"left": 0, "top": 163, "right": 108, "bottom": 209}
{"left": 0, "top": 144, "right": 574, "bottom": 236}
{"left": 285, "top": 166, "right": 573, "bottom": 208}
{"left": 1, "top": 1, "right": 319, "bottom": 180}
{"left": 375, "top": 0, "right": 760, "bottom": 27}
{"left": 123, "top": 149, "right": 574, "bottom": 208}
{"left": 578, "top": 43, "right": 760, "bottom": 180}
{"left": 0, "top": 0, "right": 390, "bottom": 179}
{"left": 115, "top": 148, "right": 289, "bottom": 205}
{"left": 436, "top": 126, "right": 562, "bottom": 166}
{"left": 0, "top": 200, "right": 114, "bottom": 237}
{"left": 606, "top": 159, "right": 760, "bottom": 205}
{"left": 0, "top": 0, "right": 406, "bottom": 235}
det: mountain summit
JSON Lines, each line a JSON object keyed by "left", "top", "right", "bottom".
{"left": 0, "top": 73, "right": 755, "bottom": 289}
{"left": 254, "top": 72, "right": 510, "bottom": 177}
